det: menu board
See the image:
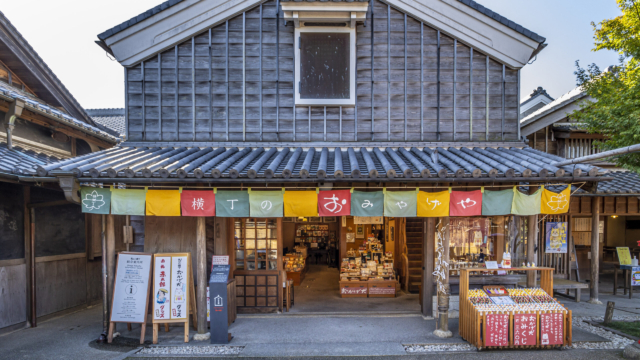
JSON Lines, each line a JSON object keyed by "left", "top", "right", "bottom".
{"left": 513, "top": 314, "right": 537, "bottom": 346}
{"left": 540, "top": 313, "right": 564, "bottom": 345}
{"left": 617, "top": 247, "right": 632, "bottom": 265}
{"left": 485, "top": 314, "right": 509, "bottom": 347}
{"left": 110, "top": 253, "right": 152, "bottom": 323}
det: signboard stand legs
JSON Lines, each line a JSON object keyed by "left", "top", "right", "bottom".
{"left": 107, "top": 252, "right": 153, "bottom": 345}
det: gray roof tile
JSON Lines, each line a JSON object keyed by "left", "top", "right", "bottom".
{"left": 0, "top": 141, "right": 61, "bottom": 175}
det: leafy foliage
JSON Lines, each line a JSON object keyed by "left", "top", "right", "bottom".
{"left": 573, "top": 0, "right": 640, "bottom": 171}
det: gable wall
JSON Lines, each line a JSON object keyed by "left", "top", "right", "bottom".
{"left": 125, "top": 0, "right": 519, "bottom": 143}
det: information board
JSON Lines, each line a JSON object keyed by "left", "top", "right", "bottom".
{"left": 617, "top": 247, "right": 632, "bottom": 265}
{"left": 540, "top": 313, "right": 564, "bottom": 345}
{"left": 490, "top": 296, "right": 516, "bottom": 305}
{"left": 485, "top": 313, "right": 509, "bottom": 347}
{"left": 212, "top": 255, "right": 229, "bottom": 267}
{"left": 513, "top": 314, "right": 537, "bottom": 346}
{"left": 632, "top": 266, "right": 640, "bottom": 286}
{"left": 110, "top": 253, "right": 152, "bottom": 323}
{"left": 210, "top": 265, "right": 230, "bottom": 283}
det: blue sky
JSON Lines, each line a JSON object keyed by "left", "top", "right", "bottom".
{"left": 1, "top": 0, "right": 623, "bottom": 108}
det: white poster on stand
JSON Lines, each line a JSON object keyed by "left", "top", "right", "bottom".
{"left": 111, "top": 253, "right": 152, "bottom": 323}
{"left": 153, "top": 256, "right": 171, "bottom": 320}
{"left": 170, "top": 255, "right": 188, "bottom": 320}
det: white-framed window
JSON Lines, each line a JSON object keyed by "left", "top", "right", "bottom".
{"left": 294, "top": 26, "right": 356, "bottom": 106}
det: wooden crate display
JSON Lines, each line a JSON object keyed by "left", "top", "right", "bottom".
{"left": 339, "top": 280, "right": 368, "bottom": 298}
{"left": 458, "top": 267, "right": 572, "bottom": 350}
{"left": 368, "top": 281, "right": 396, "bottom": 298}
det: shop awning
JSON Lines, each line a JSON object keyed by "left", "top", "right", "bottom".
{"left": 26, "top": 145, "right": 605, "bottom": 182}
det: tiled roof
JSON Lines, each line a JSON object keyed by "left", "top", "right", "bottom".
{"left": 0, "top": 141, "right": 61, "bottom": 175}
{"left": 33, "top": 145, "right": 603, "bottom": 181}
{"left": 595, "top": 171, "right": 640, "bottom": 195}
{"left": 87, "top": 108, "right": 126, "bottom": 138}
{"left": 97, "top": 0, "right": 545, "bottom": 44}
{"left": 520, "top": 85, "right": 586, "bottom": 128}
{"left": 0, "top": 83, "right": 119, "bottom": 144}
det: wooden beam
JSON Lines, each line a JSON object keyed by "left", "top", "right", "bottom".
{"left": 527, "top": 214, "right": 537, "bottom": 287}
{"left": 422, "top": 218, "right": 435, "bottom": 317}
{"left": 106, "top": 215, "right": 116, "bottom": 319}
{"left": 553, "top": 131, "right": 606, "bottom": 139}
{"left": 23, "top": 185, "right": 31, "bottom": 327}
{"left": 196, "top": 217, "right": 207, "bottom": 334}
{"left": 0, "top": 99, "right": 113, "bottom": 148}
{"left": 589, "top": 197, "right": 601, "bottom": 304}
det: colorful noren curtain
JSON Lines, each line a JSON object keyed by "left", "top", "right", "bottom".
{"left": 181, "top": 190, "right": 215, "bottom": 216}
{"left": 350, "top": 191, "right": 384, "bottom": 217}
{"left": 111, "top": 189, "right": 146, "bottom": 216}
{"left": 482, "top": 189, "right": 514, "bottom": 216}
{"left": 512, "top": 187, "right": 543, "bottom": 216}
{"left": 540, "top": 187, "right": 570, "bottom": 214}
{"left": 249, "top": 190, "right": 284, "bottom": 217}
{"left": 383, "top": 190, "right": 417, "bottom": 217}
{"left": 283, "top": 191, "right": 318, "bottom": 217}
{"left": 215, "top": 191, "right": 250, "bottom": 217}
{"left": 318, "top": 190, "right": 351, "bottom": 216}
{"left": 416, "top": 191, "right": 450, "bottom": 217}
{"left": 80, "top": 187, "right": 111, "bottom": 214}
{"left": 146, "top": 190, "right": 181, "bottom": 216}
{"left": 450, "top": 190, "right": 483, "bottom": 216}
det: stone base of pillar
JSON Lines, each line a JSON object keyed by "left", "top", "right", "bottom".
{"left": 587, "top": 299, "right": 603, "bottom": 305}
{"left": 193, "top": 333, "right": 211, "bottom": 341}
{"left": 623, "top": 342, "right": 640, "bottom": 359}
{"left": 433, "top": 329, "right": 453, "bottom": 338}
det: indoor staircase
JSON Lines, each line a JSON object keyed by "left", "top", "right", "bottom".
{"left": 405, "top": 218, "right": 423, "bottom": 293}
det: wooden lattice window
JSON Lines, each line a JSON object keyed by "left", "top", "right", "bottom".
{"left": 234, "top": 218, "right": 278, "bottom": 271}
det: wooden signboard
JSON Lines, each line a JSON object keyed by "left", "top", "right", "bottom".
{"left": 108, "top": 252, "right": 153, "bottom": 344}
{"left": 617, "top": 247, "right": 632, "bottom": 265}
{"left": 540, "top": 312, "right": 564, "bottom": 346}
{"left": 339, "top": 280, "right": 368, "bottom": 297}
{"left": 484, "top": 313, "right": 509, "bottom": 347}
{"left": 368, "top": 281, "right": 396, "bottom": 297}
{"left": 152, "top": 253, "right": 197, "bottom": 344}
{"left": 513, "top": 313, "right": 537, "bottom": 346}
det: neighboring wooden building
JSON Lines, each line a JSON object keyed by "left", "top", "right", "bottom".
{"left": 0, "top": 11, "right": 119, "bottom": 331}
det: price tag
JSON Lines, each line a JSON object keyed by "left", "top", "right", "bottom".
{"left": 485, "top": 261, "right": 498, "bottom": 269}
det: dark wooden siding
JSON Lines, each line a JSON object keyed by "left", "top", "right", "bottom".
{"left": 126, "top": 0, "right": 520, "bottom": 143}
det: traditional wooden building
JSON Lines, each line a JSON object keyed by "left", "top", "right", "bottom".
{"left": 17, "top": 0, "right": 613, "bottom": 339}
{"left": 0, "top": 11, "right": 119, "bottom": 331}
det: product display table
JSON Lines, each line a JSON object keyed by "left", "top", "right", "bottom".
{"left": 614, "top": 264, "right": 640, "bottom": 299}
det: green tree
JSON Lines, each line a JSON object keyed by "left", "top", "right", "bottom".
{"left": 573, "top": 0, "right": 640, "bottom": 171}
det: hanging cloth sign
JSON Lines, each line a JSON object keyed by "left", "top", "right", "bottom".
{"left": 283, "top": 191, "right": 318, "bottom": 217}
{"left": 482, "top": 189, "right": 514, "bottom": 216}
{"left": 181, "top": 190, "right": 216, "bottom": 216}
{"left": 215, "top": 191, "right": 249, "bottom": 217}
{"left": 80, "top": 187, "right": 111, "bottom": 214}
{"left": 111, "top": 189, "right": 146, "bottom": 216}
{"left": 511, "top": 186, "right": 543, "bottom": 216}
{"left": 146, "top": 190, "right": 181, "bottom": 216}
{"left": 249, "top": 190, "right": 284, "bottom": 217}
{"left": 384, "top": 190, "right": 417, "bottom": 217}
{"left": 450, "top": 190, "right": 483, "bottom": 216}
{"left": 318, "top": 190, "right": 351, "bottom": 216}
{"left": 417, "top": 191, "right": 450, "bottom": 217}
{"left": 540, "top": 186, "right": 570, "bottom": 214}
{"left": 350, "top": 191, "right": 383, "bottom": 217}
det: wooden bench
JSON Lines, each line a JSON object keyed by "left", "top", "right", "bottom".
{"left": 518, "top": 278, "right": 588, "bottom": 302}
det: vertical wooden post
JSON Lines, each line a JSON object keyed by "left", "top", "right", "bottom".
{"left": 196, "top": 217, "right": 207, "bottom": 335}
{"left": 30, "top": 207, "right": 36, "bottom": 327}
{"left": 435, "top": 217, "right": 452, "bottom": 338}
{"left": 23, "top": 186, "right": 31, "bottom": 327}
{"left": 527, "top": 215, "right": 537, "bottom": 287}
{"left": 98, "top": 214, "right": 108, "bottom": 343}
{"left": 589, "top": 197, "right": 602, "bottom": 304}
{"left": 106, "top": 215, "right": 116, "bottom": 316}
{"left": 422, "top": 218, "right": 435, "bottom": 318}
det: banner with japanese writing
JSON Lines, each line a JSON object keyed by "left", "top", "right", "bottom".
{"left": 80, "top": 187, "right": 111, "bottom": 214}
{"left": 153, "top": 256, "right": 171, "bottom": 321}
{"left": 181, "top": 190, "right": 215, "bottom": 216}
{"left": 215, "top": 191, "right": 249, "bottom": 217}
{"left": 318, "top": 190, "right": 351, "bottom": 216}
{"left": 482, "top": 189, "right": 514, "bottom": 216}
{"left": 249, "top": 190, "right": 284, "bottom": 217}
{"left": 540, "top": 312, "right": 564, "bottom": 345}
{"left": 416, "top": 191, "right": 450, "bottom": 217}
{"left": 283, "top": 191, "right": 318, "bottom": 217}
{"left": 146, "top": 190, "right": 181, "bottom": 216}
{"left": 513, "top": 313, "right": 537, "bottom": 346}
{"left": 170, "top": 255, "right": 188, "bottom": 320}
{"left": 450, "top": 190, "right": 482, "bottom": 216}
{"left": 485, "top": 313, "right": 510, "bottom": 347}
{"left": 350, "top": 191, "right": 383, "bottom": 217}
{"left": 111, "top": 189, "right": 146, "bottom": 216}
{"left": 512, "top": 187, "right": 542, "bottom": 216}
{"left": 383, "top": 190, "right": 417, "bottom": 217}
{"left": 540, "top": 186, "right": 570, "bottom": 214}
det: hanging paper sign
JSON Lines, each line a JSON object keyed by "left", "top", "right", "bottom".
{"left": 211, "top": 255, "right": 229, "bottom": 267}
{"left": 450, "top": 190, "right": 482, "bottom": 216}
{"left": 81, "top": 187, "right": 111, "bottom": 214}
{"left": 153, "top": 256, "right": 171, "bottom": 320}
{"left": 545, "top": 222, "right": 567, "bottom": 253}
{"left": 540, "top": 313, "right": 564, "bottom": 345}
{"left": 111, "top": 189, "right": 146, "bottom": 216}
{"left": 383, "top": 191, "right": 417, "bottom": 217}
{"left": 249, "top": 190, "right": 284, "bottom": 217}
{"left": 485, "top": 313, "right": 509, "bottom": 347}
{"left": 353, "top": 216, "right": 383, "bottom": 224}
{"left": 318, "top": 190, "right": 351, "bottom": 216}
{"left": 181, "top": 190, "right": 215, "bottom": 216}
{"left": 215, "top": 191, "right": 249, "bottom": 217}
{"left": 417, "top": 191, "right": 450, "bottom": 217}
{"left": 350, "top": 191, "right": 383, "bottom": 217}
{"left": 283, "top": 191, "right": 318, "bottom": 217}
{"left": 482, "top": 189, "right": 514, "bottom": 216}
{"left": 170, "top": 255, "right": 188, "bottom": 320}
{"left": 511, "top": 187, "right": 542, "bottom": 216}
{"left": 541, "top": 187, "right": 570, "bottom": 214}
{"left": 146, "top": 190, "right": 181, "bottom": 216}
{"left": 514, "top": 313, "right": 537, "bottom": 346}
{"left": 110, "top": 252, "right": 152, "bottom": 323}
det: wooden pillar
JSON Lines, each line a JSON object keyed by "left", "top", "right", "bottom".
{"left": 196, "top": 217, "right": 207, "bottom": 334}
{"left": 435, "top": 217, "right": 452, "bottom": 337}
{"left": 527, "top": 215, "right": 537, "bottom": 287}
{"left": 98, "top": 214, "right": 108, "bottom": 342}
{"left": 106, "top": 215, "right": 116, "bottom": 316}
{"left": 589, "top": 197, "right": 602, "bottom": 304}
{"left": 23, "top": 186, "right": 31, "bottom": 327}
{"left": 422, "top": 218, "right": 435, "bottom": 318}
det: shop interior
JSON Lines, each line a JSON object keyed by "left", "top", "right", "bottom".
{"left": 281, "top": 216, "right": 419, "bottom": 313}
